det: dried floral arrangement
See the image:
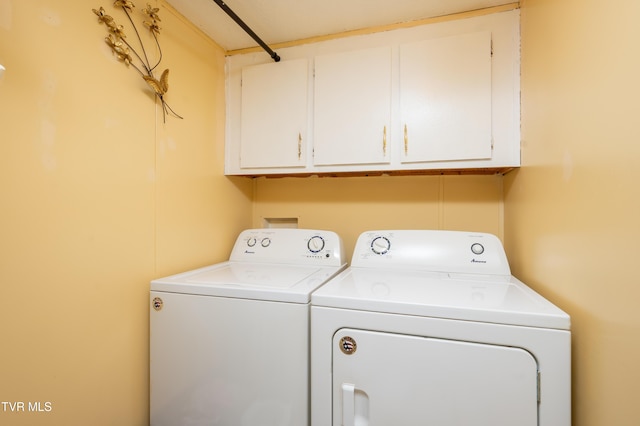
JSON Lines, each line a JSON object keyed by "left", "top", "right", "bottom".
{"left": 93, "top": 1, "right": 182, "bottom": 121}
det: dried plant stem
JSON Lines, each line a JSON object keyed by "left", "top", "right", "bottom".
{"left": 150, "top": 32, "right": 163, "bottom": 72}
{"left": 93, "top": 3, "right": 182, "bottom": 122}
{"left": 121, "top": 8, "right": 152, "bottom": 74}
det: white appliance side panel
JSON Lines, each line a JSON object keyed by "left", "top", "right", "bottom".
{"left": 150, "top": 291, "right": 309, "bottom": 426}
{"left": 332, "top": 328, "right": 538, "bottom": 426}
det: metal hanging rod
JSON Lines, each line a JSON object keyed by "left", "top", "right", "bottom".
{"left": 212, "top": 0, "right": 281, "bottom": 62}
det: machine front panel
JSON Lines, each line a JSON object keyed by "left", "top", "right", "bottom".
{"left": 332, "top": 328, "right": 538, "bottom": 426}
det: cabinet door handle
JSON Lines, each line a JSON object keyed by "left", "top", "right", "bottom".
{"left": 298, "top": 133, "right": 302, "bottom": 160}
{"left": 382, "top": 126, "right": 387, "bottom": 156}
{"left": 404, "top": 124, "right": 408, "bottom": 155}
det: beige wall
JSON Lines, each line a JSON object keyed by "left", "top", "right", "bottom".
{"left": 506, "top": 0, "right": 640, "bottom": 424}
{"left": 253, "top": 175, "right": 504, "bottom": 260}
{"left": 0, "top": 0, "right": 251, "bottom": 424}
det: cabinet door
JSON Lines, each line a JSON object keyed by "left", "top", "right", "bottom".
{"left": 314, "top": 47, "right": 392, "bottom": 166}
{"left": 400, "top": 32, "right": 492, "bottom": 163}
{"left": 332, "top": 328, "right": 538, "bottom": 426}
{"left": 240, "top": 59, "right": 308, "bottom": 169}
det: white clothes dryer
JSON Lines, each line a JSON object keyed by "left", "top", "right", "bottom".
{"left": 311, "top": 230, "right": 570, "bottom": 426}
{"left": 150, "top": 228, "right": 346, "bottom": 426}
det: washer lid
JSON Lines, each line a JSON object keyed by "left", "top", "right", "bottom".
{"left": 311, "top": 268, "right": 570, "bottom": 330}
{"left": 151, "top": 261, "right": 346, "bottom": 303}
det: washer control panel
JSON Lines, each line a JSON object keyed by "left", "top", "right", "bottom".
{"left": 353, "top": 230, "right": 510, "bottom": 275}
{"left": 230, "top": 229, "right": 345, "bottom": 266}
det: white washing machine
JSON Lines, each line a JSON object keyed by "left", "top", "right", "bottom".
{"left": 150, "top": 228, "right": 346, "bottom": 426}
{"left": 311, "top": 230, "right": 570, "bottom": 426}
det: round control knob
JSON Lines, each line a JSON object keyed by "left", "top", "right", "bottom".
{"left": 471, "top": 243, "right": 484, "bottom": 255}
{"left": 307, "top": 235, "right": 325, "bottom": 253}
{"left": 247, "top": 237, "right": 257, "bottom": 247}
{"left": 371, "top": 236, "right": 391, "bottom": 255}
{"left": 261, "top": 237, "right": 271, "bottom": 247}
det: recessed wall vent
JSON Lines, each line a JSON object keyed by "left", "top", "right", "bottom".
{"left": 262, "top": 217, "right": 299, "bottom": 228}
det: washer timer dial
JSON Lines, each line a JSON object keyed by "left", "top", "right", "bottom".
{"left": 307, "top": 235, "right": 325, "bottom": 253}
{"left": 371, "top": 236, "right": 391, "bottom": 255}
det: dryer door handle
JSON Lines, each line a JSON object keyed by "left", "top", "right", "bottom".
{"left": 342, "top": 383, "right": 355, "bottom": 426}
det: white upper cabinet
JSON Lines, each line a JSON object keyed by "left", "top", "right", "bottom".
{"left": 239, "top": 59, "right": 308, "bottom": 169}
{"left": 225, "top": 9, "right": 520, "bottom": 176}
{"left": 313, "top": 46, "right": 392, "bottom": 166}
{"left": 399, "top": 32, "right": 492, "bottom": 164}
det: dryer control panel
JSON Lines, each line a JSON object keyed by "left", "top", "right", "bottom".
{"left": 352, "top": 230, "right": 511, "bottom": 275}
{"left": 230, "top": 228, "right": 346, "bottom": 266}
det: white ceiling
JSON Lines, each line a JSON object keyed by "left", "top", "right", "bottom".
{"left": 166, "top": 0, "right": 515, "bottom": 52}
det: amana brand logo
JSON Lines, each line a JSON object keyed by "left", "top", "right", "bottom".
{"left": 339, "top": 336, "right": 357, "bottom": 355}
{"left": 152, "top": 297, "right": 163, "bottom": 311}
{"left": 471, "top": 259, "right": 487, "bottom": 264}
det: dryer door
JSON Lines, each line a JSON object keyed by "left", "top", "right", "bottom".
{"left": 332, "top": 328, "right": 538, "bottom": 426}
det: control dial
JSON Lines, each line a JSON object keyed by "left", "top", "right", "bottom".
{"left": 371, "top": 236, "right": 391, "bottom": 255}
{"left": 246, "top": 237, "right": 257, "bottom": 247}
{"left": 471, "top": 243, "right": 485, "bottom": 255}
{"left": 261, "top": 237, "right": 271, "bottom": 247}
{"left": 307, "top": 235, "right": 325, "bottom": 253}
